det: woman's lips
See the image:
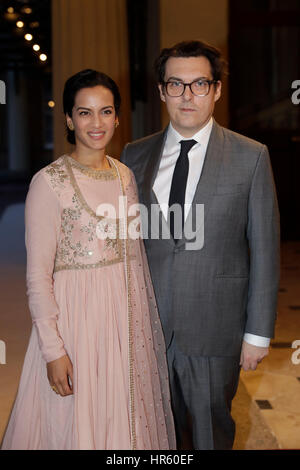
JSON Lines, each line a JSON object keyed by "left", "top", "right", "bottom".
{"left": 88, "top": 131, "right": 105, "bottom": 140}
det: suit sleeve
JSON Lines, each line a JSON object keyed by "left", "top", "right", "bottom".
{"left": 120, "top": 143, "right": 129, "bottom": 165}
{"left": 25, "top": 171, "right": 67, "bottom": 363}
{"left": 245, "top": 145, "right": 280, "bottom": 337}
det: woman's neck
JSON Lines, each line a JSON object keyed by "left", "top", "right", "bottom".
{"left": 70, "top": 149, "right": 110, "bottom": 170}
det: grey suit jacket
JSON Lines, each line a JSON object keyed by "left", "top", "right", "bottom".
{"left": 121, "top": 120, "right": 280, "bottom": 357}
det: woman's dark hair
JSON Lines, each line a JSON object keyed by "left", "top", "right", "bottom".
{"left": 63, "top": 69, "right": 121, "bottom": 144}
{"left": 154, "top": 40, "right": 226, "bottom": 86}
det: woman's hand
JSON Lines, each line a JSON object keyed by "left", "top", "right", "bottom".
{"left": 47, "top": 354, "right": 74, "bottom": 397}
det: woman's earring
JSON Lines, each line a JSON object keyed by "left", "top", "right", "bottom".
{"left": 68, "top": 122, "right": 74, "bottom": 131}
{"left": 115, "top": 121, "right": 119, "bottom": 128}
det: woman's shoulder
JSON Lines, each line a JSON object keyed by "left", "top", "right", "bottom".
{"left": 108, "top": 156, "right": 135, "bottom": 177}
{"left": 30, "top": 155, "right": 70, "bottom": 195}
{"left": 108, "top": 156, "right": 135, "bottom": 185}
{"left": 43, "top": 155, "right": 68, "bottom": 178}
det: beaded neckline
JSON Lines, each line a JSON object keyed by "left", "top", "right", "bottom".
{"left": 66, "top": 155, "right": 117, "bottom": 180}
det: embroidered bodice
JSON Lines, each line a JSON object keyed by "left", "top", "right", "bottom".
{"left": 42, "top": 155, "right": 137, "bottom": 272}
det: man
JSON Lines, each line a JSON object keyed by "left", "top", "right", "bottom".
{"left": 121, "top": 40, "right": 280, "bottom": 450}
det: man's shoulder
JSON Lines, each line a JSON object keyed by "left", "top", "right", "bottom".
{"left": 219, "top": 124, "right": 266, "bottom": 153}
{"left": 125, "top": 129, "right": 165, "bottom": 152}
{"left": 121, "top": 129, "right": 166, "bottom": 169}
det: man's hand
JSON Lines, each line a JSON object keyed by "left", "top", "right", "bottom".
{"left": 240, "top": 341, "right": 269, "bottom": 371}
{"left": 47, "top": 354, "right": 74, "bottom": 396}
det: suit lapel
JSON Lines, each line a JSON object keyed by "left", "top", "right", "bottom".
{"left": 177, "top": 120, "right": 225, "bottom": 249}
{"left": 142, "top": 128, "right": 167, "bottom": 206}
{"left": 141, "top": 121, "right": 225, "bottom": 248}
{"left": 142, "top": 127, "right": 174, "bottom": 244}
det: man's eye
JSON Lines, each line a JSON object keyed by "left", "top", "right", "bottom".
{"left": 194, "top": 80, "right": 206, "bottom": 87}
{"left": 169, "top": 81, "right": 182, "bottom": 87}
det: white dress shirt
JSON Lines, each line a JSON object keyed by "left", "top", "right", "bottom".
{"left": 153, "top": 118, "right": 212, "bottom": 221}
{"left": 152, "top": 118, "right": 270, "bottom": 348}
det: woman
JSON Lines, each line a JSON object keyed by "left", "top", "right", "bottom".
{"left": 1, "top": 69, "right": 175, "bottom": 450}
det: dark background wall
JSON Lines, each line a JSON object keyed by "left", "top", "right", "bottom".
{"left": 0, "top": 0, "right": 299, "bottom": 240}
{"left": 229, "top": 0, "right": 300, "bottom": 240}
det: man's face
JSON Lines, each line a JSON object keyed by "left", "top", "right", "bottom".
{"left": 158, "top": 56, "right": 221, "bottom": 137}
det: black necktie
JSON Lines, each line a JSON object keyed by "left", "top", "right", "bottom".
{"left": 168, "top": 139, "right": 197, "bottom": 241}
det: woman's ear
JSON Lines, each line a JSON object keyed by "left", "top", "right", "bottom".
{"left": 66, "top": 114, "right": 74, "bottom": 130}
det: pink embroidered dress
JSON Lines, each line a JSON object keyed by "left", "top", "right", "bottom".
{"left": 1, "top": 155, "right": 175, "bottom": 450}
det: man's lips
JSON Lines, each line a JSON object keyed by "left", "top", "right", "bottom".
{"left": 180, "top": 107, "right": 196, "bottom": 112}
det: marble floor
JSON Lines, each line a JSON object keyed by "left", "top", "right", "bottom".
{"left": 233, "top": 241, "right": 300, "bottom": 450}
{"left": 0, "top": 203, "right": 299, "bottom": 449}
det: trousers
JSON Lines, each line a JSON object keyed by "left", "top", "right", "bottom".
{"left": 166, "top": 336, "right": 241, "bottom": 450}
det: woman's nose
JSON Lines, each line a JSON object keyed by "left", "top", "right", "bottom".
{"left": 92, "top": 113, "right": 103, "bottom": 127}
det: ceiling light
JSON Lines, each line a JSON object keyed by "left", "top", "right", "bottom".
{"left": 21, "top": 7, "right": 33, "bottom": 14}
{"left": 39, "top": 54, "right": 47, "bottom": 62}
{"left": 16, "top": 21, "right": 24, "bottom": 28}
{"left": 25, "top": 33, "right": 33, "bottom": 41}
{"left": 33, "top": 44, "right": 40, "bottom": 51}
{"left": 7, "top": 7, "right": 14, "bottom": 14}
{"left": 48, "top": 101, "right": 55, "bottom": 108}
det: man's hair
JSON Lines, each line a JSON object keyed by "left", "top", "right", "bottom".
{"left": 63, "top": 69, "right": 121, "bottom": 145}
{"left": 154, "top": 40, "right": 226, "bottom": 85}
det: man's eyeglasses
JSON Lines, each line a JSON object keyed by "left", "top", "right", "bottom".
{"left": 163, "top": 79, "right": 218, "bottom": 97}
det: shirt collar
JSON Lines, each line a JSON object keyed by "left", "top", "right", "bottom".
{"left": 165, "top": 117, "right": 213, "bottom": 154}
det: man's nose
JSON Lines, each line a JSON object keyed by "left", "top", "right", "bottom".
{"left": 182, "top": 85, "right": 193, "bottom": 100}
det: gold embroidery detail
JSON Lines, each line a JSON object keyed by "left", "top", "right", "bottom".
{"left": 53, "top": 156, "right": 132, "bottom": 272}
{"left": 65, "top": 155, "right": 106, "bottom": 221}
{"left": 54, "top": 256, "right": 131, "bottom": 272}
{"left": 65, "top": 155, "right": 123, "bottom": 257}
{"left": 109, "top": 157, "right": 136, "bottom": 451}
{"left": 66, "top": 155, "right": 117, "bottom": 180}
{"left": 45, "top": 158, "right": 69, "bottom": 194}
{"left": 56, "top": 197, "right": 93, "bottom": 268}
{"left": 80, "top": 220, "right": 97, "bottom": 242}
{"left": 96, "top": 218, "right": 120, "bottom": 253}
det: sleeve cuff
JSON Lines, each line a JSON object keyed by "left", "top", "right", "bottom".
{"left": 243, "top": 333, "right": 270, "bottom": 347}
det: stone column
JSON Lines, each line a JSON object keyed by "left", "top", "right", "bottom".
{"left": 159, "top": 0, "right": 229, "bottom": 128}
{"left": 51, "top": 0, "right": 131, "bottom": 160}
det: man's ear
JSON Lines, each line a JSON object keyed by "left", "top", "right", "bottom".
{"left": 158, "top": 84, "right": 166, "bottom": 103}
{"left": 214, "top": 80, "right": 222, "bottom": 103}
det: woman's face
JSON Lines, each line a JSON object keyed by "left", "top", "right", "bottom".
{"left": 67, "top": 85, "right": 118, "bottom": 152}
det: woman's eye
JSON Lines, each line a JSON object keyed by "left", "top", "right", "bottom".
{"left": 103, "top": 109, "right": 113, "bottom": 115}
{"left": 79, "top": 111, "right": 89, "bottom": 116}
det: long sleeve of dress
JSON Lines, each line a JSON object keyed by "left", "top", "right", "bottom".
{"left": 25, "top": 171, "right": 67, "bottom": 363}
